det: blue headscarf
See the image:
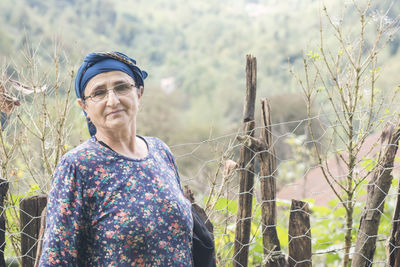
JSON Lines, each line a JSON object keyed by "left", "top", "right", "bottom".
{"left": 75, "top": 51, "right": 148, "bottom": 136}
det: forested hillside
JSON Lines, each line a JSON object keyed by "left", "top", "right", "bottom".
{"left": 0, "top": 0, "right": 399, "bottom": 143}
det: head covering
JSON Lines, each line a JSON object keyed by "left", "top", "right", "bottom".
{"left": 74, "top": 51, "right": 148, "bottom": 136}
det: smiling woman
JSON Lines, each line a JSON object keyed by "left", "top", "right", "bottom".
{"left": 39, "top": 52, "right": 194, "bottom": 266}
{"left": 77, "top": 71, "right": 145, "bottom": 158}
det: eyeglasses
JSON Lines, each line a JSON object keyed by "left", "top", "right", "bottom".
{"left": 83, "top": 83, "right": 136, "bottom": 102}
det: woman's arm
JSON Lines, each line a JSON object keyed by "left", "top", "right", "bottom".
{"left": 39, "top": 157, "right": 85, "bottom": 266}
{"left": 160, "top": 140, "right": 185, "bottom": 192}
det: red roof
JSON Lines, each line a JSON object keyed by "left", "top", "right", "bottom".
{"left": 277, "top": 132, "right": 400, "bottom": 206}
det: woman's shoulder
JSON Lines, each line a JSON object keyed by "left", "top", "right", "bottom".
{"left": 141, "top": 136, "right": 171, "bottom": 152}
{"left": 59, "top": 137, "right": 101, "bottom": 164}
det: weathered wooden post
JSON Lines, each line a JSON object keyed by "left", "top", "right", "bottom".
{"left": 352, "top": 122, "right": 400, "bottom": 266}
{"left": 20, "top": 195, "right": 47, "bottom": 267}
{"left": 34, "top": 206, "right": 47, "bottom": 267}
{"left": 288, "top": 200, "right": 312, "bottom": 267}
{"left": 0, "top": 179, "right": 8, "bottom": 267}
{"left": 235, "top": 96, "right": 287, "bottom": 265}
{"left": 388, "top": 180, "right": 400, "bottom": 267}
{"left": 233, "top": 55, "right": 257, "bottom": 267}
{"left": 259, "top": 99, "right": 286, "bottom": 266}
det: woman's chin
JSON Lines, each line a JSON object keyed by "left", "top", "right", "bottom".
{"left": 104, "top": 119, "right": 131, "bottom": 132}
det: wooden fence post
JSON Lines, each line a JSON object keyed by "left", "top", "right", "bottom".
{"left": 288, "top": 200, "right": 312, "bottom": 267}
{"left": 34, "top": 205, "right": 47, "bottom": 267}
{"left": 352, "top": 122, "right": 400, "bottom": 266}
{"left": 20, "top": 195, "right": 47, "bottom": 267}
{"left": 388, "top": 179, "right": 400, "bottom": 266}
{"left": 259, "top": 99, "right": 286, "bottom": 267}
{"left": 233, "top": 55, "right": 257, "bottom": 267}
{"left": 0, "top": 179, "right": 8, "bottom": 267}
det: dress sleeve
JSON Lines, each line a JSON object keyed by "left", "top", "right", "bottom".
{"left": 39, "top": 156, "right": 86, "bottom": 266}
{"left": 158, "top": 139, "right": 185, "bottom": 193}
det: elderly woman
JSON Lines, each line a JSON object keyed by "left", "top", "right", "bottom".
{"left": 39, "top": 52, "right": 193, "bottom": 266}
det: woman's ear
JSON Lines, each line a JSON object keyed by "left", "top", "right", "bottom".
{"left": 137, "top": 86, "right": 144, "bottom": 99}
{"left": 77, "top": 98, "right": 87, "bottom": 112}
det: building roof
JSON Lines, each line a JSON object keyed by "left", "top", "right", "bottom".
{"left": 277, "top": 132, "right": 400, "bottom": 206}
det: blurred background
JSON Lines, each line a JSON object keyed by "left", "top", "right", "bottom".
{"left": 0, "top": 0, "right": 400, "bottom": 265}
{"left": 1, "top": 0, "right": 399, "bottom": 187}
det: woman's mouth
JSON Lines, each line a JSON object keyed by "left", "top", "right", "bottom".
{"left": 106, "top": 110, "right": 123, "bottom": 116}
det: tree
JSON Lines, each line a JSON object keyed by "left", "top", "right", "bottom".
{"left": 0, "top": 44, "right": 76, "bottom": 264}
{"left": 291, "top": 1, "right": 399, "bottom": 266}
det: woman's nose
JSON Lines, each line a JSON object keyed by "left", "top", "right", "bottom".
{"left": 106, "top": 89, "right": 120, "bottom": 105}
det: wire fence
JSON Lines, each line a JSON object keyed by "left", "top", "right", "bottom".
{"left": 0, "top": 72, "right": 400, "bottom": 267}
{"left": 0, "top": 93, "right": 399, "bottom": 266}
{"left": 170, "top": 115, "right": 400, "bottom": 266}
{"left": 1, "top": 30, "right": 400, "bottom": 266}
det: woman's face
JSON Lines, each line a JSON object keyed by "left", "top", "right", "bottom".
{"left": 78, "top": 71, "right": 142, "bottom": 134}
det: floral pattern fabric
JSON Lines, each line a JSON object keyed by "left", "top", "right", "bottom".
{"left": 40, "top": 136, "right": 193, "bottom": 267}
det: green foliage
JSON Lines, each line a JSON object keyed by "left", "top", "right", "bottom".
{"left": 211, "top": 196, "right": 271, "bottom": 266}
{"left": 4, "top": 184, "right": 41, "bottom": 259}
{"left": 360, "top": 157, "right": 378, "bottom": 172}
{"left": 277, "top": 133, "right": 315, "bottom": 189}
{"left": 208, "top": 174, "right": 397, "bottom": 266}
{"left": 0, "top": 1, "right": 399, "bottom": 265}
{"left": 0, "top": 0, "right": 398, "bottom": 137}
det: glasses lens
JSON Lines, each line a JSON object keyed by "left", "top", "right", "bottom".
{"left": 88, "top": 83, "right": 134, "bottom": 102}
{"left": 91, "top": 90, "right": 108, "bottom": 102}
{"left": 114, "top": 83, "right": 133, "bottom": 96}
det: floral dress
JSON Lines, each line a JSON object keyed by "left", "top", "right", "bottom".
{"left": 39, "top": 136, "right": 193, "bottom": 266}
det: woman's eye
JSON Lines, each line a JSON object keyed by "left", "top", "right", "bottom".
{"left": 114, "top": 84, "right": 130, "bottom": 93}
{"left": 93, "top": 90, "right": 107, "bottom": 97}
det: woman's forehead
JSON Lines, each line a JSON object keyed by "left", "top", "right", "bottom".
{"left": 86, "top": 71, "right": 134, "bottom": 91}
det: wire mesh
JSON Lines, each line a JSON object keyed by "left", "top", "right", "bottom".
{"left": 0, "top": 105, "right": 399, "bottom": 266}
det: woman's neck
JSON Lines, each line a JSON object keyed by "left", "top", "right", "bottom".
{"left": 95, "top": 127, "right": 148, "bottom": 159}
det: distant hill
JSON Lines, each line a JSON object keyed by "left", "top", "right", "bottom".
{"left": 0, "top": 0, "right": 399, "bottom": 141}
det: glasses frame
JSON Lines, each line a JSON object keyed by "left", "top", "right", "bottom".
{"left": 83, "top": 83, "right": 137, "bottom": 102}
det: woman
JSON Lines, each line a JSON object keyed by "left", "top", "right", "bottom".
{"left": 39, "top": 52, "right": 193, "bottom": 266}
